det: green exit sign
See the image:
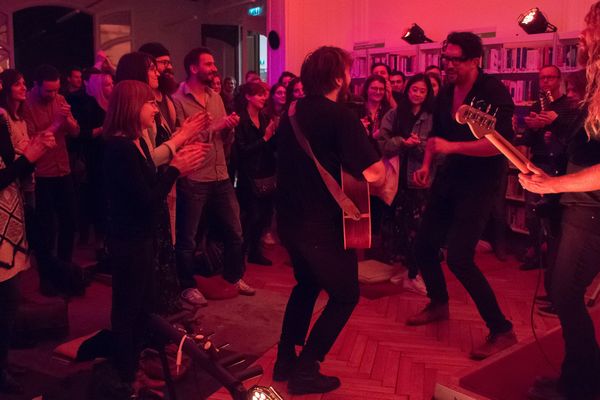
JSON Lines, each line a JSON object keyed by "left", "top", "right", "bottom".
{"left": 248, "top": 6, "right": 264, "bottom": 16}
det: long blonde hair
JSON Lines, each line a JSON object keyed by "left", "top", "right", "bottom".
{"left": 583, "top": 1, "right": 600, "bottom": 139}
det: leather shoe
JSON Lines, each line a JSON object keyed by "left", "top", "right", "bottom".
{"left": 406, "top": 302, "right": 449, "bottom": 326}
{"left": 470, "top": 329, "right": 517, "bottom": 360}
{"left": 288, "top": 361, "right": 340, "bottom": 395}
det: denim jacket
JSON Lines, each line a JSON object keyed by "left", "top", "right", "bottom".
{"left": 378, "top": 108, "right": 433, "bottom": 187}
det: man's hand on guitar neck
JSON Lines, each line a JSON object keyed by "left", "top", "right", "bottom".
{"left": 363, "top": 160, "right": 386, "bottom": 188}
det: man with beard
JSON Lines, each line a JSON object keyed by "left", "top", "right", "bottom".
{"left": 139, "top": 42, "right": 179, "bottom": 132}
{"left": 273, "top": 46, "right": 384, "bottom": 394}
{"left": 408, "top": 32, "right": 517, "bottom": 360}
{"left": 172, "top": 47, "right": 256, "bottom": 300}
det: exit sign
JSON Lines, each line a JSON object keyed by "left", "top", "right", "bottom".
{"left": 248, "top": 6, "right": 264, "bottom": 16}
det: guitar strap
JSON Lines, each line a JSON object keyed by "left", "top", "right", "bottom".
{"left": 288, "top": 104, "right": 361, "bottom": 220}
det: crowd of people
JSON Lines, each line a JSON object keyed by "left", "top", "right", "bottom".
{"left": 1, "top": 2, "right": 600, "bottom": 398}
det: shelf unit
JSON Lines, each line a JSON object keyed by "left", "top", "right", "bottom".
{"left": 351, "top": 31, "right": 581, "bottom": 234}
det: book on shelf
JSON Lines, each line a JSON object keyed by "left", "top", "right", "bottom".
{"left": 500, "top": 79, "right": 536, "bottom": 104}
{"left": 483, "top": 46, "right": 553, "bottom": 73}
{"left": 388, "top": 54, "right": 415, "bottom": 74}
{"left": 352, "top": 56, "right": 368, "bottom": 78}
{"left": 556, "top": 43, "right": 579, "bottom": 70}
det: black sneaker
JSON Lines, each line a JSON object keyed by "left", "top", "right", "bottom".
{"left": 273, "top": 353, "right": 297, "bottom": 382}
{"left": 0, "top": 370, "right": 24, "bottom": 394}
{"left": 288, "top": 361, "right": 341, "bottom": 395}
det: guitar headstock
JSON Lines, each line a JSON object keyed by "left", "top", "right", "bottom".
{"left": 539, "top": 90, "right": 554, "bottom": 111}
{"left": 455, "top": 102, "right": 497, "bottom": 139}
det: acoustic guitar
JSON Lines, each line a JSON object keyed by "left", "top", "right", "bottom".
{"left": 455, "top": 103, "right": 532, "bottom": 173}
{"left": 341, "top": 170, "right": 372, "bottom": 249}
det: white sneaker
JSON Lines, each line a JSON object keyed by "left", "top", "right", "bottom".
{"left": 403, "top": 275, "right": 427, "bottom": 296}
{"left": 261, "top": 232, "right": 276, "bottom": 245}
{"left": 181, "top": 288, "right": 208, "bottom": 307}
{"left": 236, "top": 279, "right": 256, "bottom": 296}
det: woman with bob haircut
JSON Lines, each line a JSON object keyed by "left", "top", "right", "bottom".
{"left": 102, "top": 80, "right": 210, "bottom": 396}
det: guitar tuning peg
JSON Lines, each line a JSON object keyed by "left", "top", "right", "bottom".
{"left": 486, "top": 104, "right": 492, "bottom": 114}
{"left": 470, "top": 97, "right": 476, "bottom": 106}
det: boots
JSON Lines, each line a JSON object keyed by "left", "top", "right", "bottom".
{"left": 288, "top": 354, "right": 341, "bottom": 395}
{"left": 273, "top": 344, "right": 297, "bottom": 382}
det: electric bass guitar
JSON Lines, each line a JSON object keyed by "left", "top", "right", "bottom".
{"left": 455, "top": 103, "right": 532, "bottom": 173}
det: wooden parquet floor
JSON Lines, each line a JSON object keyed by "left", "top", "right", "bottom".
{"left": 210, "top": 244, "right": 561, "bottom": 400}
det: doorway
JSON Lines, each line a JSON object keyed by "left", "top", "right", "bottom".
{"left": 13, "top": 6, "right": 94, "bottom": 83}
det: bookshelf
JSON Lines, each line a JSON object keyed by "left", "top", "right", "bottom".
{"left": 351, "top": 31, "right": 581, "bottom": 235}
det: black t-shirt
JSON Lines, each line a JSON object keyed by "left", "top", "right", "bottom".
{"left": 104, "top": 136, "right": 180, "bottom": 239}
{"left": 561, "top": 110, "right": 600, "bottom": 208}
{"left": 431, "top": 71, "right": 514, "bottom": 181}
{"left": 276, "top": 95, "right": 380, "bottom": 227}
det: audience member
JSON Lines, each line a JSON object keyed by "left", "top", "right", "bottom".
{"left": 234, "top": 82, "right": 277, "bottom": 265}
{"left": 0, "top": 82, "right": 55, "bottom": 393}
{"left": 24, "top": 64, "right": 81, "bottom": 297}
{"left": 172, "top": 47, "right": 255, "bottom": 302}
{"left": 278, "top": 71, "right": 297, "bottom": 87}
{"left": 378, "top": 73, "right": 435, "bottom": 295}
{"left": 102, "top": 80, "right": 209, "bottom": 396}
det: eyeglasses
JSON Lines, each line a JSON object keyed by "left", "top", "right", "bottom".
{"left": 156, "top": 59, "right": 173, "bottom": 67}
{"left": 369, "top": 87, "right": 386, "bottom": 93}
{"left": 440, "top": 54, "right": 470, "bottom": 64}
{"left": 539, "top": 75, "right": 560, "bottom": 81}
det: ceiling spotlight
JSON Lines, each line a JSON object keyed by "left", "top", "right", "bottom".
{"left": 518, "top": 8, "right": 557, "bottom": 34}
{"left": 402, "top": 23, "right": 433, "bottom": 45}
{"left": 247, "top": 385, "right": 284, "bottom": 400}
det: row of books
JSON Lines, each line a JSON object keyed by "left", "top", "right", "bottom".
{"left": 556, "top": 43, "right": 579, "bottom": 69}
{"left": 482, "top": 47, "right": 554, "bottom": 73}
{"left": 501, "top": 79, "right": 538, "bottom": 104}
{"left": 387, "top": 54, "right": 416, "bottom": 74}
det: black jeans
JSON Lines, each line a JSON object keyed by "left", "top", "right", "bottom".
{"left": 108, "top": 236, "right": 156, "bottom": 383}
{"left": 278, "top": 221, "right": 359, "bottom": 362}
{"left": 34, "top": 175, "right": 76, "bottom": 283}
{"left": 175, "top": 179, "right": 244, "bottom": 288}
{"left": 0, "top": 276, "right": 19, "bottom": 370}
{"left": 237, "top": 186, "right": 273, "bottom": 256}
{"left": 414, "top": 173, "right": 513, "bottom": 334}
{"left": 551, "top": 207, "right": 600, "bottom": 399}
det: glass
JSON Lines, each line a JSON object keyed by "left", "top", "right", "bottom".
{"left": 156, "top": 59, "right": 172, "bottom": 67}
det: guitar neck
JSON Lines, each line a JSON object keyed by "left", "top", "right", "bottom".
{"left": 484, "top": 131, "right": 530, "bottom": 173}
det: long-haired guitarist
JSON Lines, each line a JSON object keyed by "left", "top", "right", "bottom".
{"left": 519, "top": 2, "right": 600, "bottom": 398}
{"left": 407, "top": 32, "right": 518, "bottom": 359}
{"left": 273, "top": 46, "right": 384, "bottom": 395}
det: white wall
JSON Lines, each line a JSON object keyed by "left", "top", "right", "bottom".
{"left": 272, "top": 0, "right": 595, "bottom": 74}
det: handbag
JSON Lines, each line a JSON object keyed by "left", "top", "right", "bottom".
{"left": 251, "top": 175, "right": 277, "bottom": 197}
{"left": 370, "top": 155, "right": 400, "bottom": 206}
